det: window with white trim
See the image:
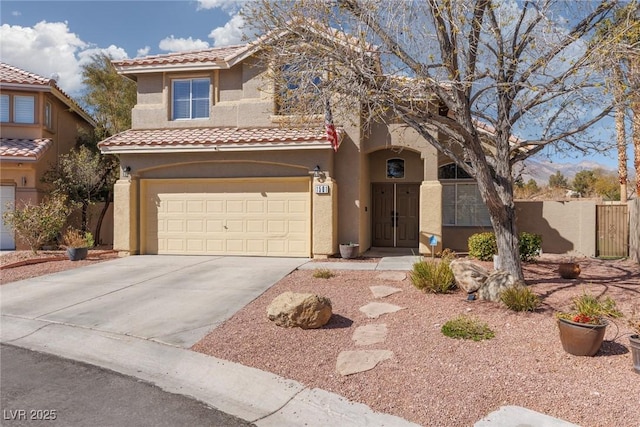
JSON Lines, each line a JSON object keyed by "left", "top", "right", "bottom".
{"left": 14, "top": 95, "right": 35, "bottom": 123}
{"left": 440, "top": 163, "right": 492, "bottom": 226}
{"left": 172, "top": 78, "right": 210, "bottom": 120}
{"left": 0, "top": 95, "right": 8, "bottom": 122}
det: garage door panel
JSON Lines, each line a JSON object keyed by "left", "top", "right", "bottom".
{"left": 143, "top": 178, "right": 310, "bottom": 257}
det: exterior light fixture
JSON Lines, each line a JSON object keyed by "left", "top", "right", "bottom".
{"left": 123, "top": 166, "right": 131, "bottom": 177}
{"left": 313, "top": 165, "right": 321, "bottom": 178}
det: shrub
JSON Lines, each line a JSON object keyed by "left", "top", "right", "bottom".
{"left": 61, "top": 228, "right": 94, "bottom": 248}
{"left": 2, "top": 195, "right": 70, "bottom": 254}
{"left": 312, "top": 268, "right": 335, "bottom": 279}
{"left": 468, "top": 231, "right": 542, "bottom": 262}
{"left": 441, "top": 315, "right": 495, "bottom": 341}
{"left": 410, "top": 250, "right": 456, "bottom": 293}
{"left": 500, "top": 285, "right": 540, "bottom": 312}
{"left": 518, "top": 232, "right": 542, "bottom": 262}
{"left": 468, "top": 232, "right": 497, "bottom": 261}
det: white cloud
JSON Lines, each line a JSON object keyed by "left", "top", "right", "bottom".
{"left": 0, "top": 21, "right": 88, "bottom": 95}
{"left": 11, "top": 11, "right": 21, "bottom": 17}
{"left": 136, "top": 46, "right": 151, "bottom": 57}
{"left": 208, "top": 14, "right": 247, "bottom": 46}
{"left": 197, "top": 0, "right": 242, "bottom": 12}
{"left": 158, "top": 35, "right": 209, "bottom": 52}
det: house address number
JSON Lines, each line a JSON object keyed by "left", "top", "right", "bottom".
{"left": 315, "top": 185, "right": 330, "bottom": 194}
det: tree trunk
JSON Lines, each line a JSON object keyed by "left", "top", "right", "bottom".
{"left": 491, "top": 204, "right": 524, "bottom": 281}
{"left": 94, "top": 192, "right": 111, "bottom": 246}
{"left": 81, "top": 202, "right": 89, "bottom": 233}
{"left": 613, "top": 65, "right": 628, "bottom": 203}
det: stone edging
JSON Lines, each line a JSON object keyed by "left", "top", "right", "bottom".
{"left": 0, "top": 250, "right": 118, "bottom": 270}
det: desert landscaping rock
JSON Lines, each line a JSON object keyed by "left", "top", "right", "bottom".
{"left": 267, "top": 291, "right": 332, "bottom": 329}
{"left": 336, "top": 350, "right": 394, "bottom": 376}
{"left": 359, "top": 302, "right": 406, "bottom": 319}
{"left": 369, "top": 285, "right": 403, "bottom": 299}
{"left": 375, "top": 271, "right": 406, "bottom": 281}
{"left": 477, "top": 270, "right": 518, "bottom": 302}
{"left": 450, "top": 259, "right": 489, "bottom": 293}
{"left": 352, "top": 324, "right": 388, "bottom": 346}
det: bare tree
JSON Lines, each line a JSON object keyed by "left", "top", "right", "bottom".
{"left": 244, "top": 0, "right": 619, "bottom": 279}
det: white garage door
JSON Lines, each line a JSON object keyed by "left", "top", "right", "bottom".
{"left": 0, "top": 185, "right": 16, "bottom": 250}
{"left": 142, "top": 178, "right": 311, "bottom": 257}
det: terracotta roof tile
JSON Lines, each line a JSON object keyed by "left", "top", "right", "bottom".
{"left": 0, "top": 63, "right": 53, "bottom": 86}
{"left": 98, "top": 127, "right": 336, "bottom": 151}
{"left": 113, "top": 45, "right": 249, "bottom": 68}
{"left": 0, "top": 138, "right": 53, "bottom": 160}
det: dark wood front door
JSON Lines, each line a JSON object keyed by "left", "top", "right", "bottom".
{"left": 372, "top": 183, "right": 419, "bottom": 247}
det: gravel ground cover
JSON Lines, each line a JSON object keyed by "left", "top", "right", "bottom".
{"left": 2, "top": 251, "right": 638, "bottom": 426}
{"left": 193, "top": 255, "right": 640, "bottom": 427}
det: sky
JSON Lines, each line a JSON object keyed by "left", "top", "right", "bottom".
{"left": 0, "top": 0, "right": 630, "bottom": 171}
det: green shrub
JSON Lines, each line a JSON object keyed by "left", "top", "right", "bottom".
{"left": 441, "top": 315, "right": 495, "bottom": 341}
{"left": 410, "top": 251, "right": 456, "bottom": 293}
{"left": 2, "top": 195, "right": 70, "bottom": 254}
{"left": 518, "top": 232, "right": 542, "bottom": 262}
{"left": 312, "top": 268, "right": 335, "bottom": 279}
{"left": 468, "top": 232, "right": 497, "bottom": 261}
{"left": 468, "top": 231, "right": 542, "bottom": 262}
{"left": 500, "top": 285, "right": 540, "bottom": 312}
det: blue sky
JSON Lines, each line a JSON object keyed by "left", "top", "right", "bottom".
{"left": 0, "top": 0, "right": 629, "bottom": 171}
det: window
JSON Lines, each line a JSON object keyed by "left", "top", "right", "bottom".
{"left": 0, "top": 95, "right": 8, "bottom": 122}
{"left": 44, "top": 101, "right": 52, "bottom": 129}
{"left": 387, "top": 158, "right": 405, "bottom": 179}
{"left": 276, "top": 63, "right": 322, "bottom": 116}
{"left": 14, "top": 95, "right": 35, "bottom": 123}
{"left": 172, "top": 78, "right": 210, "bottom": 120}
{"left": 440, "top": 163, "right": 491, "bottom": 227}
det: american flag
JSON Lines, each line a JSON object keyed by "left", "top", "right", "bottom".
{"left": 324, "top": 99, "right": 339, "bottom": 152}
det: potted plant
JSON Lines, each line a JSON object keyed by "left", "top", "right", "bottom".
{"left": 556, "top": 291, "right": 622, "bottom": 356}
{"left": 339, "top": 242, "right": 359, "bottom": 259}
{"left": 558, "top": 252, "right": 581, "bottom": 279}
{"left": 628, "top": 308, "right": 640, "bottom": 374}
{"left": 61, "top": 228, "right": 94, "bottom": 261}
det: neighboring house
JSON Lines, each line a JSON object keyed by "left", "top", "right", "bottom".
{"left": 0, "top": 63, "right": 96, "bottom": 250}
{"left": 98, "top": 37, "right": 494, "bottom": 258}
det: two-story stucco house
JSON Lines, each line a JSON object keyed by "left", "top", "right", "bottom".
{"left": 98, "top": 37, "right": 493, "bottom": 258}
{"left": 0, "top": 63, "right": 96, "bottom": 250}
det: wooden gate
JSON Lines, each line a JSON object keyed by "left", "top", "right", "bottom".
{"left": 596, "top": 204, "right": 629, "bottom": 258}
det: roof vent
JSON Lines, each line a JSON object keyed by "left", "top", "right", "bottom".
{"left": 49, "top": 72, "right": 59, "bottom": 83}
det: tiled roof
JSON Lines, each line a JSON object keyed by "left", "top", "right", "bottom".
{"left": 0, "top": 63, "right": 53, "bottom": 86}
{"left": 113, "top": 45, "right": 250, "bottom": 68}
{"left": 98, "top": 127, "right": 337, "bottom": 152}
{"left": 0, "top": 138, "right": 53, "bottom": 160}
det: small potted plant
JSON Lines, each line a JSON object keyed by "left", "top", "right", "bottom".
{"left": 61, "top": 228, "right": 94, "bottom": 261}
{"left": 556, "top": 291, "right": 622, "bottom": 356}
{"left": 628, "top": 307, "right": 640, "bottom": 374}
{"left": 558, "top": 251, "right": 581, "bottom": 279}
{"left": 339, "top": 242, "right": 359, "bottom": 259}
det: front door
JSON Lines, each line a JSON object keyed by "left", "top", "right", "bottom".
{"left": 372, "top": 183, "right": 419, "bottom": 247}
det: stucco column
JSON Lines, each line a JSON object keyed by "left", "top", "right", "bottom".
{"left": 113, "top": 178, "right": 138, "bottom": 256}
{"left": 419, "top": 180, "right": 442, "bottom": 255}
{"left": 312, "top": 177, "right": 338, "bottom": 258}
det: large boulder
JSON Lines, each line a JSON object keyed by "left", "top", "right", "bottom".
{"left": 450, "top": 259, "right": 490, "bottom": 293}
{"left": 267, "top": 292, "right": 332, "bottom": 329}
{"left": 477, "top": 270, "right": 517, "bottom": 302}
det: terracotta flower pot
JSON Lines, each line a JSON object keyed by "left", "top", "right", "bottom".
{"left": 630, "top": 335, "right": 640, "bottom": 374}
{"left": 557, "top": 318, "right": 607, "bottom": 356}
{"left": 558, "top": 262, "right": 580, "bottom": 279}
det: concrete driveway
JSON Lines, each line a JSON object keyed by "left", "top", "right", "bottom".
{"left": 0, "top": 256, "right": 307, "bottom": 347}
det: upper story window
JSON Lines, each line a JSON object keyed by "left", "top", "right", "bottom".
{"left": 14, "top": 95, "right": 35, "bottom": 123}
{"left": 172, "top": 78, "right": 210, "bottom": 120}
{"left": 0, "top": 95, "right": 8, "bottom": 122}
{"left": 439, "top": 162, "right": 491, "bottom": 227}
{"left": 44, "top": 101, "right": 53, "bottom": 129}
{"left": 275, "top": 63, "right": 323, "bottom": 116}
{"left": 0, "top": 94, "right": 35, "bottom": 124}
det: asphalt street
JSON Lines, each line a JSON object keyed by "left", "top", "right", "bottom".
{"left": 0, "top": 344, "right": 254, "bottom": 427}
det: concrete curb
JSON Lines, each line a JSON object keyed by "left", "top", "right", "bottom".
{"left": 0, "top": 316, "right": 419, "bottom": 426}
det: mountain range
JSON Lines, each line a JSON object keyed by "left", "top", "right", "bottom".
{"left": 515, "top": 158, "right": 633, "bottom": 185}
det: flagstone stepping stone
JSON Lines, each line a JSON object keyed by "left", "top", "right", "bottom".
{"left": 352, "top": 324, "right": 388, "bottom": 346}
{"left": 359, "top": 302, "right": 405, "bottom": 319}
{"left": 369, "top": 285, "right": 402, "bottom": 299}
{"left": 336, "top": 350, "right": 394, "bottom": 376}
{"left": 376, "top": 271, "right": 406, "bottom": 281}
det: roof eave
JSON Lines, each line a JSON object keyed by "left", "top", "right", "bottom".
{"left": 100, "top": 142, "right": 333, "bottom": 154}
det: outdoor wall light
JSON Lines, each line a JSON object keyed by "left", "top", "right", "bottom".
{"left": 313, "top": 165, "right": 321, "bottom": 178}
{"left": 123, "top": 166, "right": 131, "bottom": 177}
